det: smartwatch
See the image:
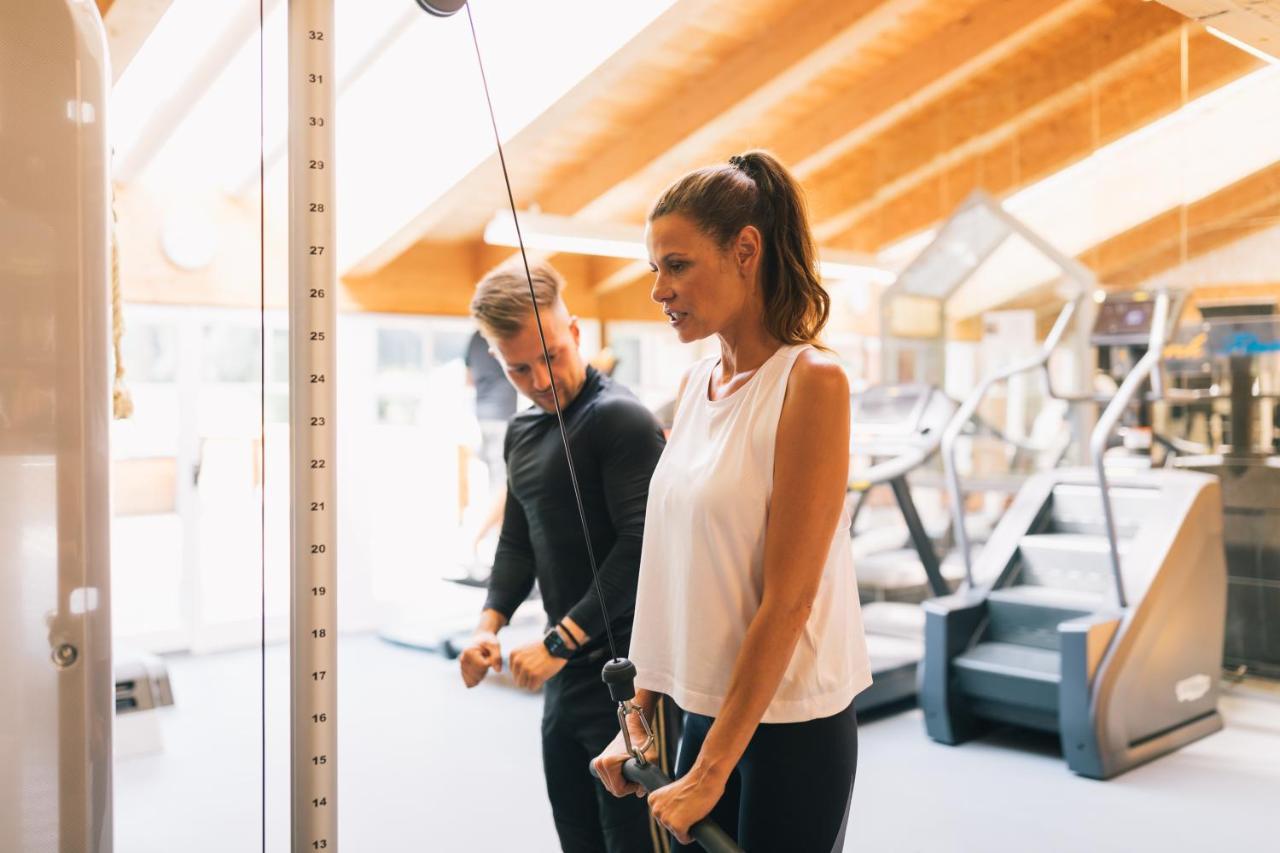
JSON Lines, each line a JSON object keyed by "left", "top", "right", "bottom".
{"left": 543, "top": 626, "right": 575, "bottom": 660}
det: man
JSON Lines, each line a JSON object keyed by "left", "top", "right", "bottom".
{"left": 458, "top": 259, "right": 667, "bottom": 853}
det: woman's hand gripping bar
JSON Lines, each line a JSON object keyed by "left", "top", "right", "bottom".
{"left": 591, "top": 660, "right": 744, "bottom": 853}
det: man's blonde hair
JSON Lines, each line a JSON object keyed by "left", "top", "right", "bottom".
{"left": 469, "top": 258, "right": 567, "bottom": 340}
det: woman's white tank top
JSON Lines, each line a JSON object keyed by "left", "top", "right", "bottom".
{"left": 631, "top": 344, "right": 872, "bottom": 723}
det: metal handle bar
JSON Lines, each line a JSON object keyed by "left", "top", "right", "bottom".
{"left": 965, "top": 410, "right": 1054, "bottom": 455}
{"left": 942, "top": 298, "right": 1080, "bottom": 585}
{"left": 849, "top": 449, "right": 927, "bottom": 490}
{"left": 1089, "top": 290, "right": 1171, "bottom": 610}
{"left": 590, "top": 760, "right": 742, "bottom": 853}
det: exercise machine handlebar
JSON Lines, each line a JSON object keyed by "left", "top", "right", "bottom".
{"left": 1088, "top": 289, "right": 1172, "bottom": 610}
{"left": 588, "top": 760, "right": 743, "bottom": 853}
{"left": 942, "top": 297, "right": 1080, "bottom": 585}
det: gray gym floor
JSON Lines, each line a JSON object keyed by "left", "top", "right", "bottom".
{"left": 114, "top": 635, "right": 1278, "bottom": 852}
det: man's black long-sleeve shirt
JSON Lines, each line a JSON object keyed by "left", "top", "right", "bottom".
{"left": 483, "top": 367, "right": 665, "bottom": 664}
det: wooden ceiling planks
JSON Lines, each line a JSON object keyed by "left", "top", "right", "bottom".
{"left": 561, "top": 0, "right": 949, "bottom": 224}
{"left": 346, "top": 0, "right": 1273, "bottom": 319}
{"left": 812, "top": 0, "right": 1191, "bottom": 246}
{"left": 776, "top": 0, "right": 1096, "bottom": 182}
{"left": 1084, "top": 161, "right": 1280, "bottom": 288}
{"left": 824, "top": 17, "right": 1261, "bottom": 251}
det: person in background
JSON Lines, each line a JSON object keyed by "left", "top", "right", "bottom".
{"left": 462, "top": 327, "right": 518, "bottom": 580}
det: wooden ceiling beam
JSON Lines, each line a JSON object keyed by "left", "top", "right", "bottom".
{"left": 597, "top": 260, "right": 652, "bottom": 295}
{"left": 340, "top": 242, "right": 479, "bottom": 316}
{"left": 815, "top": 18, "right": 1186, "bottom": 240}
{"left": 813, "top": 0, "right": 1195, "bottom": 245}
{"left": 1083, "top": 161, "right": 1280, "bottom": 287}
{"left": 822, "top": 14, "right": 1261, "bottom": 250}
{"left": 782, "top": 0, "right": 1095, "bottom": 181}
{"left": 570, "top": 0, "right": 1100, "bottom": 227}
{"left": 339, "top": 242, "right": 672, "bottom": 320}
{"left": 598, "top": 279, "right": 666, "bottom": 324}
{"left": 549, "top": 0, "right": 941, "bottom": 224}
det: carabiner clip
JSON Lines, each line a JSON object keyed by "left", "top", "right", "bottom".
{"left": 616, "top": 700, "right": 657, "bottom": 766}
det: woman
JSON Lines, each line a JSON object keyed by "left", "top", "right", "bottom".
{"left": 592, "top": 150, "right": 872, "bottom": 851}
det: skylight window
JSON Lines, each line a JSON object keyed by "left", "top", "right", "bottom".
{"left": 879, "top": 65, "right": 1280, "bottom": 314}
{"left": 111, "top": 0, "right": 677, "bottom": 273}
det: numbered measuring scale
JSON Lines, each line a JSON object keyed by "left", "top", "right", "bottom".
{"left": 289, "top": 2, "right": 337, "bottom": 851}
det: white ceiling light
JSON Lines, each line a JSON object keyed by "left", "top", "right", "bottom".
{"left": 483, "top": 210, "right": 895, "bottom": 285}
{"left": 484, "top": 210, "right": 649, "bottom": 261}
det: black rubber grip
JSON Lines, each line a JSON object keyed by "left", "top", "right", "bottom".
{"left": 591, "top": 760, "right": 742, "bottom": 853}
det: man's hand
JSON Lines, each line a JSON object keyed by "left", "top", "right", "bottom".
{"left": 508, "top": 640, "right": 568, "bottom": 692}
{"left": 458, "top": 631, "right": 502, "bottom": 688}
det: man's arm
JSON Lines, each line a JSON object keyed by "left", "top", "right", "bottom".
{"left": 564, "top": 397, "right": 666, "bottom": 643}
{"left": 461, "top": 485, "right": 535, "bottom": 688}
{"left": 482, "top": 486, "right": 537, "bottom": 622}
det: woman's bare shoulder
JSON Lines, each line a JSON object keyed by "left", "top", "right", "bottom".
{"left": 790, "top": 347, "right": 850, "bottom": 401}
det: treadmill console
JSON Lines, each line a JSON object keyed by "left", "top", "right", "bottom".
{"left": 851, "top": 383, "right": 957, "bottom": 457}
{"left": 851, "top": 384, "right": 930, "bottom": 435}
{"left": 1091, "top": 295, "right": 1155, "bottom": 347}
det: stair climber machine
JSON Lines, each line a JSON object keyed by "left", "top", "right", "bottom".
{"left": 846, "top": 384, "right": 957, "bottom": 712}
{"left": 920, "top": 290, "right": 1227, "bottom": 779}
{"left": 1165, "top": 300, "right": 1280, "bottom": 681}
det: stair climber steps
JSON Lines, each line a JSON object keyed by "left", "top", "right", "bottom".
{"left": 1018, "top": 532, "right": 1129, "bottom": 594}
{"left": 1049, "top": 483, "right": 1158, "bottom": 537}
{"left": 985, "top": 586, "right": 1102, "bottom": 650}
{"left": 954, "top": 641, "right": 1062, "bottom": 714}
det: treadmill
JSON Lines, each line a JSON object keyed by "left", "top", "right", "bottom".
{"left": 848, "top": 383, "right": 958, "bottom": 713}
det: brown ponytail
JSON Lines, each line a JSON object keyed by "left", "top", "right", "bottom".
{"left": 649, "top": 150, "right": 830, "bottom": 345}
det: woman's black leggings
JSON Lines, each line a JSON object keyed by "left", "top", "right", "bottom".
{"left": 672, "top": 700, "right": 858, "bottom": 852}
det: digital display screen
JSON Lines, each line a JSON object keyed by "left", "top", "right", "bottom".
{"left": 1095, "top": 298, "right": 1157, "bottom": 335}
{"left": 1093, "top": 299, "right": 1155, "bottom": 340}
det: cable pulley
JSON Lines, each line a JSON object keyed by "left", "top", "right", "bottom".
{"left": 414, "top": 0, "right": 467, "bottom": 17}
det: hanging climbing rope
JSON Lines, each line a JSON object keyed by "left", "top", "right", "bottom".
{"left": 110, "top": 189, "right": 133, "bottom": 421}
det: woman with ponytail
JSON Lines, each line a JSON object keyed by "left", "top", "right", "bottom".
{"left": 592, "top": 151, "right": 872, "bottom": 851}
